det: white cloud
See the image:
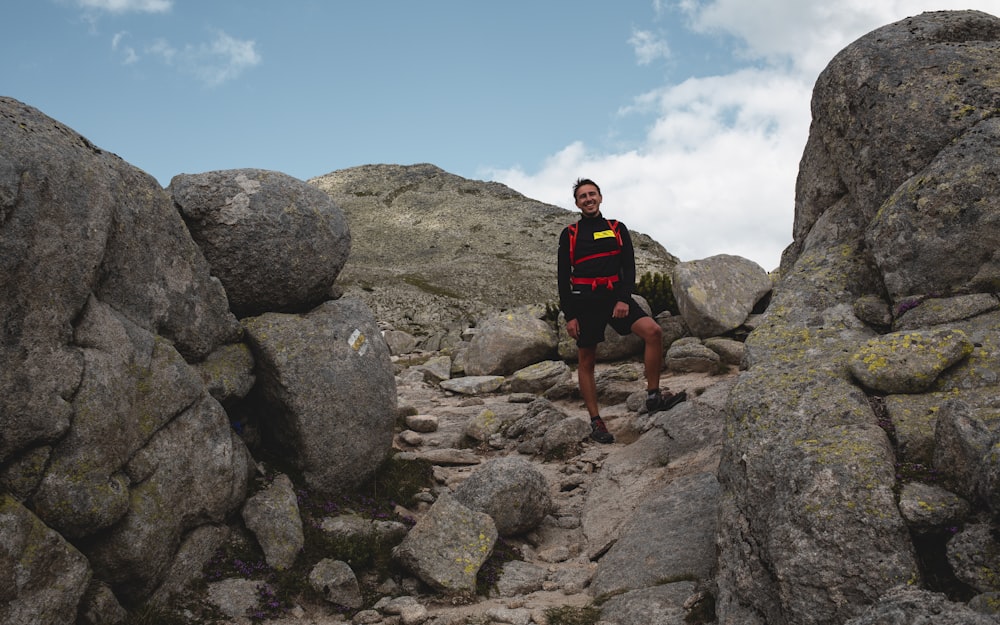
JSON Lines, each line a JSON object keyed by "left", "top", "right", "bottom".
{"left": 187, "top": 31, "right": 262, "bottom": 86}
{"left": 111, "top": 31, "right": 138, "bottom": 64}
{"left": 491, "top": 69, "right": 810, "bottom": 271}
{"left": 76, "top": 0, "right": 172, "bottom": 13}
{"left": 488, "top": 0, "right": 1000, "bottom": 271}
{"left": 145, "top": 31, "right": 261, "bottom": 87}
{"left": 629, "top": 29, "right": 671, "bottom": 65}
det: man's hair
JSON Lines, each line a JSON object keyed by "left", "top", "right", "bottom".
{"left": 573, "top": 178, "right": 600, "bottom": 201}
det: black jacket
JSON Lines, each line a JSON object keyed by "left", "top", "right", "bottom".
{"left": 557, "top": 214, "right": 636, "bottom": 321}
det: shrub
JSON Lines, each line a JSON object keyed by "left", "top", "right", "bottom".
{"left": 635, "top": 271, "right": 679, "bottom": 316}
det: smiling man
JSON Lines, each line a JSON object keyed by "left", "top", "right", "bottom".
{"left": 557, "top": 178, "right": 686, "bottom": 443}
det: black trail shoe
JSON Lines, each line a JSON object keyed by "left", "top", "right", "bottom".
{"left": 646, "top": 390, "right": 687, "bottom": 414}
{"left": 590, "top": 417, "right": 615, "bottom": 444}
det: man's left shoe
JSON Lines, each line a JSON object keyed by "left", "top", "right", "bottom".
{"left": 646, "top": 390, "right": 687, "bottom": 414}
{"left": 590, "top": 417, "right": 615, "bottom": 444}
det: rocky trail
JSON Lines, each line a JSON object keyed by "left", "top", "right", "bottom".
{"left": 257, "top": 360, "right": 737, "bottom": 625}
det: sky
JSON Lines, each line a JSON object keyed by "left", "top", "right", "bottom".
{"left": 3, "top": 1, "right": 998, "bottom": 271}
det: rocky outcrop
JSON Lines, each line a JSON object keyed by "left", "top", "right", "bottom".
{"left": 0, "top": 96, "right": 254, "bottom": 614}
{"left": 719, "top": 10, "right": 1000, "bottom": 625}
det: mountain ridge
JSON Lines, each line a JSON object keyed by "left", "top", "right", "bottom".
{"left": 309, "top": 163, "right": 679, "bottom": 337}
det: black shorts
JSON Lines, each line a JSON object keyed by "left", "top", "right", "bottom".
{"left": 573, "top": 295, "right": 649, "bottom": 348}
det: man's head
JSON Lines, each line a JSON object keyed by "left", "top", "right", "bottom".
{"left": 573, "top": 178, "right": 602, "bottom": 218}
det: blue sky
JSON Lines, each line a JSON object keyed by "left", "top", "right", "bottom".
{"left": 4, "top": 1, "right": 998, "bottom": 270}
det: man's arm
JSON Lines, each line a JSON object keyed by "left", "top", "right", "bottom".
{"left": 557, "top": 227, "right": 577, "bottom": 320}
{"left": 616, "top": 223, "right": 636, "bottom": 302}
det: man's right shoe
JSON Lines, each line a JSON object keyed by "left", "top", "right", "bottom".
{"left": 646, "top": 390, "right": 687, "bottom": 414}
{"left": 590, "top": 417, "right": 615, "bottom": 444}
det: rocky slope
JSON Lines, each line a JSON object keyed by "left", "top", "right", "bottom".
{"left": 309, "top": 164, "right": 678, "bottom": 342}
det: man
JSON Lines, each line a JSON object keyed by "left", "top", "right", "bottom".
{"left": 558, "top": 178, "right": 686, "bottom": 443}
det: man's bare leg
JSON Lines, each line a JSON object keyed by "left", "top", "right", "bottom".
{"left": 577, "top": 345, "right": 600, "bottom": 417}
{"left": 631, "top": 316, "right": 664, "bottom": 391}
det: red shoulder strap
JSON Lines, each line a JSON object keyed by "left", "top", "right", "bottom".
{"left": 568, "top": 223, "right": 579, "bottom": 266}
{"left": 607, "top": 220, "right": 622, "bottom": 247}
{"left": 569, "top": 219, "right": 622, "bottom": 267}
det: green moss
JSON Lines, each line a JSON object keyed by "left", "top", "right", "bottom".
{"left": 475, "top": 537, "right": 522, "bottom": 595}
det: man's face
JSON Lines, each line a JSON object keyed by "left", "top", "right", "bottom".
{"left": 574, "top": 184, "right": 602, "bottom": 218}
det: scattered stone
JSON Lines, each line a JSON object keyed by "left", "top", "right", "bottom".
{"left": 392, "top": 493, "right": 498, "bottom": 595}
{"left": 384, "top": 329, "right": 418, "bottom": 356}
{"left": 897, "top": 482, "right": 970, "bottom": 534}
{"left": 493, "top": 561, "right": 548, "bottom": 597}
{"left": 416, "top": 355, "right": 453, "bottom": 383}
{"left": 241, "top": 473, "right": 303, "bottom": 570}
{"left": 465, "top": 408, "right": 504, "bottom": 442}
{"left": 440, "top": 376, "right": 506, "bottom": 395}
{"left": 665, "top": 337, "right": 721, "bottom": 373}
{"left": 848, "top": 328, "right": 974, "bottom": 394}
{"left": 406, "top": 414, "right": 439, "bottom": 433}
{"left": 453, "top": 456, "right": 552, "bottom": 536}
{"left": 308, "top": 558, "right": 363, "bottom": 609}
{"left": 399, "top": 430, "right": 424, "bottom": 446}
{"left": 507, "top": 360, "right": 572, "bottom": 394}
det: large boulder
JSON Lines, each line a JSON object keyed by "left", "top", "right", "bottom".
{"left": 464, "top": 306, "right": 557, "bottom": 376}
{"left": 671, "top": 254, "right": 771, "bottom": 338}
{"left": 719, "top": 11, "right": 1000, "bottom": 625}
{"left": 452, "top": 456, "right": 552, "bottom": 536}
{"left": 169, "top": 168, "right": 351, "bottom": 318}
{"left": 242, "top": 297, "right": 397, "bottom": 496}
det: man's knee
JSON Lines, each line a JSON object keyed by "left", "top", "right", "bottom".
{"left": 633, "top": 317, "right": 662, "bottom": 341}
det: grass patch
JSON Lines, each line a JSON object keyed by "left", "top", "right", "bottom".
{"left": 401, "top": 274, "right": 463, "bottom": 299}
{"left": 544, "top": 605, "right": 602, "bottom": 625}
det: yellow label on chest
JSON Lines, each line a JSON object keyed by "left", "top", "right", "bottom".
{"left": 593, "top": 230, "right": 616, "bottom": 240}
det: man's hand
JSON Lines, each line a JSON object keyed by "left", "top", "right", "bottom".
{"left": 566, "top": 318, "right": 580, "bottom": 339}
{"left": 612, "top": 301, "right": 629, "bottom": 318}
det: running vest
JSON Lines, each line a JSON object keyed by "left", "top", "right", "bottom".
{"left": 567, "top": 219, "right": 623, "bottom": 291}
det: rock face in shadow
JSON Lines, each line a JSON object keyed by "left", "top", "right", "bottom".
{"left": 0, "top": 97, "right": 380, "bottom": 617}
{"left": 718, "top": 10, "right": 1000, "bottom": 625}
{"left": 0, "top": 96, "right": 251, "bottom": 610}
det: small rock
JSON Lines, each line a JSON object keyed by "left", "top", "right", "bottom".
{"left": 405, "top": 414, "right": 439, "bottom": 433}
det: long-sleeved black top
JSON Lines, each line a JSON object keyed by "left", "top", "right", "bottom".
{"left": 557, "top": 214, "right": 636, "bottom": 322}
